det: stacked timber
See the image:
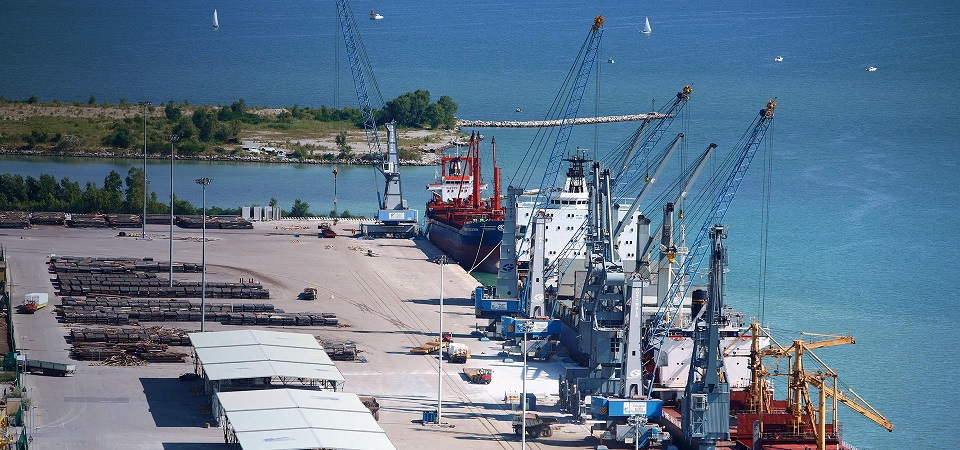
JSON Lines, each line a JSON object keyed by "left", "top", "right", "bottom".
{"left": 49, "top": 256, "right": 202, "bottom": 273}
{"left": 71, "top": 341, "right": 187, "bottom": 363}
{"left": 69, "top": 326, "right": 192, "bottom": 346}
{"left": 105, "top": 214, "right": 142, "bottom": 228}
{"left": 219, "top": 312, "right": 338, "bottom": 327}
{"left": 145, "top": 214, "right": 172, "bottom": 225}
{"left": 29, "top": 212, "right": 66, "bottom": 225}
{"left": 177, "top": 215, "right": 218, "bottom": 229}
{"left": 67, "top": 214, "right": 109, "bottom": 228}
{"left": 217, "top": 216, "right": 254, "bottom": 229}
{"left": 53, "top": 273, "right": 268, "bottom": 299}
{"left": 57, "top": 297, "right": 285, "bottom": 325}
{"left": 320, "top": 339, "right": 358, "bottom": 361}
{"left": 0, "top": 211, "right": 29, "bottom": 228}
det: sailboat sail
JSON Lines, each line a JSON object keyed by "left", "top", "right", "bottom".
{"left": 641, "top": 16, "right": 651, "bottom": 34}
{"left": 213, "top": 9, "right": 219, "bottom": 28}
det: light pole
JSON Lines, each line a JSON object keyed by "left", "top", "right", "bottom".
{"left": 332, "top": 168, "right": 338, "bottom": 216}
{"left": 519, "top": 319, "right": 528, "bottom": 449}
{"left": 196, "top": 177, "right": 211, "bottom": 332}
{"left": 138, "top": 100, "right": 151, "bottom": 239}
{"left": 168, "top": 134, "right": 179, "bottom": 287}
{"left": 434, "top": 254, "right": 448, "bottom": 425}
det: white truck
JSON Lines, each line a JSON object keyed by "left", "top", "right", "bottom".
{"left": 446, "top": 343, "right": 469, "bottom": 363}
{"left": 21, "top": 293, "right": 49, "bottom": 313}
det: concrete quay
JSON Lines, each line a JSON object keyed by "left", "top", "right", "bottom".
{"left": 0, "top": 221, "right": 595, "bottom": 449}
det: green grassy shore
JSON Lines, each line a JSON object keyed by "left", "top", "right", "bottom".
{"left": 0, "top": 97, "right": 465, "bottom": 165}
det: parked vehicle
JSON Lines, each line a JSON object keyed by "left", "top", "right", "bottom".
{"left": 447, "top": 343, "right": 469, "bottom": 363}
{"left": 512, "top": 413, "right": 557, "bottom": 438}
{"left": 463, "top": 368, "right": 492, "bottom": 384}
{"left": 21, "top": 293, "right": 48, "bottom": 313}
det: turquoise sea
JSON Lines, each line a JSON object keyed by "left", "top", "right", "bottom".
{"left": 3, "top": 1, "right": 960, "bottom": 448}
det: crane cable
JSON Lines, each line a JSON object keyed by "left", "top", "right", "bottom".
{"left": 759, "top": 116, "right": 774, "bottom": 325}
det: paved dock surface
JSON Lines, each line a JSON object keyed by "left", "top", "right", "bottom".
{"left": 1, "top": 221, "right": 597, "bottom": 449}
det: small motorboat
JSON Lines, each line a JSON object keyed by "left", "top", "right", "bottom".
{"left": 866, "top": 66, "right": 877, "bottom": 72}
{"left": 370, "top": 10, "right": 384, "bottom": 20}
{"left": 515, "top": 107, "right": 522, "bottom": 113}
{"left": 774, "top": 56, "right": 783, "bottom": 62}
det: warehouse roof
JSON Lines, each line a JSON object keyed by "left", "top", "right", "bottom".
{"left": 217, "top": 389, "right": 395, "bottom": 450}
{"left": 190, "top": 329, "right": 321, "bottom": 350}
{"left": 190, "top": 330, "right": 344, "bottom": 384}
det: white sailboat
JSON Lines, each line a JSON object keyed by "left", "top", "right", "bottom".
{"left": 641, "top": 16, "right": 651, "bottom": 34}
{"left": 213, "top": 9, "right": 219, "bottom": 28}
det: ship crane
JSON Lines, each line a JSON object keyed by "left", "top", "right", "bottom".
{"left": 643, "top": 99, "right": 777, "bottom": 397}
{"left": 336, "top": 0, "right": 418, "bottom": 238}
{"left": 740, "top": 321, "right": 893, "bottom": 450}
{"left": 519, "top": 16, "right": 604, "bottom": 257}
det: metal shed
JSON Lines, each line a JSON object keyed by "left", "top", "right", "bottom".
{"left": 189, "top": 330, "right": 346, "bottom": 417}
{"left": 217, "top": 389, "right": 395, "bottom": 450}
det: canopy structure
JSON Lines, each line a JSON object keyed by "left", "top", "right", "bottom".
{"left": 190, "top": 330, "right": 345, "bottom": 397}
{"left": 217, "top": 389, "right": 395, "bottom": 450}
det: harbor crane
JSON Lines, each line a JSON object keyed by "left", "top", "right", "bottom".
{"left": 741, "top": 322, "right": 892, "bottom": 450}
{"left": 519, "top": 15, "right": 604, "bottom": 252}
{"left": 643, "top": 100, "right": 777, "bottom": 396}
{"left": 335, "top": 0, "right": 418, "bottom": 238}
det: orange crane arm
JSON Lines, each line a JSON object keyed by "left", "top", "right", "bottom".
{"left": 818, "top": 382, "right": 893, "bottom": 432}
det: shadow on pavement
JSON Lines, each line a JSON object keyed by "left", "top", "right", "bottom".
{"left": 141, "top": 377, "right": 211, "bottom": 428}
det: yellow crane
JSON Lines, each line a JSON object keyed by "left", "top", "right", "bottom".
{"left": 730, "top": 321, "right": 892, "bottom": 450}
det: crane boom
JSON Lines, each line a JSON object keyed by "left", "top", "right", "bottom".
{"left": 527, "top": 16, "right": 604, "bottom": 232}
{"left": 817, "top": 383, "right": 894, "bottom": 432}
{"left": 615, "top": 86, "right": 692, "bottom": 200}
{"left": 335, "top": 0, "right": 384, "bottom": 167}
{"left": 758, "top": 336, "right": 855, "bottom": 358}
{"left": 644, "top": 100, "right": 777, "bottom": 396}
{"left": 336, "top": 0, "right": 418, "bottom": 236}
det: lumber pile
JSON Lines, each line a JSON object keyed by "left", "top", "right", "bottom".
{"left": 0, "top": 211, "right": 29, "bottom": 228}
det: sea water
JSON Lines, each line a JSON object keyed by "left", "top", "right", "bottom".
{"left": 2, "top": 0, "right": 959, "bottom": 447}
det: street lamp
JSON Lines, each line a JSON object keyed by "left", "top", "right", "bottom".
{"left": 196, "top": 178, "right": 211, "bottom": 332}
{"left": 138, "top": 100, "right": 151, "bottom": 239}
{"left": 168, "top": 134, "right": 179, "bottom": 287}
{"left": 332, "top": 168, "right": 338, "bottom": 216}
{"left": 518, "top": 319, "right": 529, "bottom": 449}
{"left": 434, "top": 254, "right": 448, "bottom": 425}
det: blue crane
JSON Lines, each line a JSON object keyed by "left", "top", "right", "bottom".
{"left": 642, "top": 100, "right": 777, "bottom": 398}
{"left": 525, "top": 16, "right": 605, "bottom": 237}
{"left": 336, "top": 0, "right": 418, "bottom": 237}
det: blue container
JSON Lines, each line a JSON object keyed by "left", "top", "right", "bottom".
{"left": 422, "top": 410, "right": 437, "bottom": 423}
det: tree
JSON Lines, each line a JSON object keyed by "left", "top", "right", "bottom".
{"left": 230, "top": 98, "right": 247, "bottom": 116}
{"left": 289, "top": 199, "right": 311, "bottom": 217}
{"left": 192, "top": 107, "right": 218, "bottom": 141}
{"left": 102, "top": 171, "right": 124, "bottom": 212}
{"left": 164, "top": 101, "right": 182, "bottom": 122}
{"left": 123, "top": 167, "right": 146, "bottom": 213}
{"left": 384, "top": 90, "right": 432, "bottom": 127}
{"left": 88, "top": 94, "right": 96, "bottom": 105}
{"left": 102, "top": 125, "right": 134, "bottom": 149}
{"left": 437, "top": 95, "right": 457, "bottom": 118}
{"left": 425, "top": 103, "right": 445, "bottom": 129}
{"left": 172, "top": 116, "right": 198, "bottom": 140}
{"left": 437, "top": 95, "right": 458, "bottom": 129}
